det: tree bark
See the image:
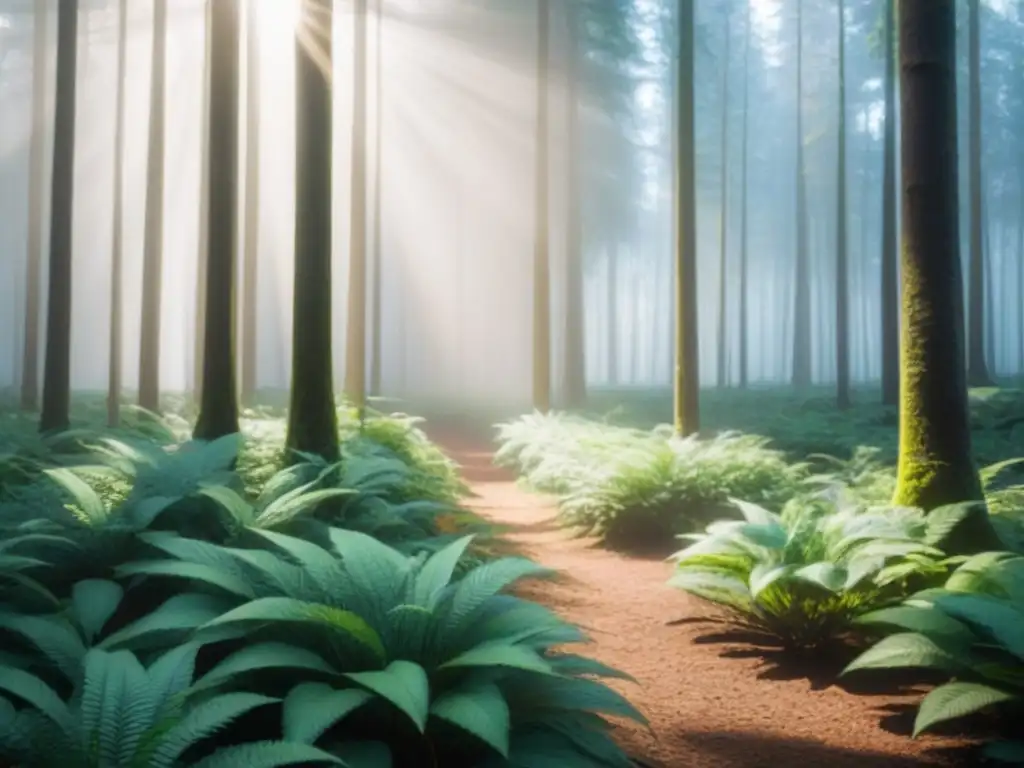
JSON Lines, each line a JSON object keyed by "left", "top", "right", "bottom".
{"left": 21, "top": 0, "right": 48, "bottom": 412}
{"left": 344, "top": 0, "right": 369, "bottom": 413}
{"left": 791, "top": 0, "right": 811, "bottom": 390}
{"left": 835, "top": 0, "right": 850, "bottom": 409}
{"left": 193, "top": 0, "right": 241, "bottom": 441}
{"left": 286, "top": 0, "right": 340, "bottom": 460}
{"left": 39, "top": 0, "right": 79, "bottom": 434}
{"left": 893, "top": 0, "right": 997, "bottom": 552}
{"left": 673, "top": 0, "right": 700, "bottom": 435}
{"left": 737, "top": 0, "right": 750, "bottom": 390}
{"left": 240, "top": 0, "right": 261, "bottom": 406}
{"left": 532, "top": 0, "right": 551, "bottom": 413}
{"left": 107, "top": 0, "right": 128, "bottom": 427}
{"left": 716, "top": 12, "right": 731, "bottom": 389}
{"left": 369, "top": 0, "right": 384, "bottom": 398}
{"left": 880, "top": 0, "right": 899, "bottom": 405}
{"left": 138, "top": 0, "right": 168, "bottom": 413}
{"left": 193, "top": 0, "right": 212, "bottom": 399}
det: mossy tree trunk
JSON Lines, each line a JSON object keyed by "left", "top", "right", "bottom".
{"left": 286, "top": 0, "right": 340, "bottom": 461}
{"left": 39, "top": 0, "right": 79, "bottom": 435}
{"left": 107, "top": 0, "right": 128, "bottom": 428}
{"left": 893, "top": 0, "right": 998, "bottom": 552}
{"left": 835, "top": 0, "right": 850, "bottom": 410}
{"left": 240, "top": 0, "right": 261, "bottom": 407}
{"left": 193, "top": 0, "right": 241, "bottom": 441}
{"left": 344, "top": 0, "right": 369, "bottom": 414}
{"left": 532, "top": 0, "right": 551, "bottom": 413}
{"left": 673, "top": 0, "right": 699, "bottom": 436}
{"left": 880, "top": 0, "right": 899, "bottom": 407}
{"left": 21, "top": 0, "right": 47, "bottom": 413}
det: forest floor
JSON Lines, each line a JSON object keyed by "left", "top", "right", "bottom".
{"left": 430, "top": 427, "right": 979, "bottom": 768}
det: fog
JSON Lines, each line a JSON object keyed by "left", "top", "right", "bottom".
{"left": 0, "top": 0, "right": 1021, "bottom": 415}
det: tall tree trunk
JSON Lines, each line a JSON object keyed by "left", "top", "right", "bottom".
{"left": 240, "top": 0, "right": 261, "bottom": 406}
{"left": 607, "top": 238, "right": 618, "bottom": 384}
{"left": 369, "top": 0, "right": 384, "bottom": 398}
{"left": 737, "top": 0, "right": 750, "bottom": 390}
{"left": 563, "top": 0, "right": 586, "bottom": 408}
{"left": 880, "top": 0, "right": 899, "bottom": 405}
{"left": 138, "top": 0, "right": 168, "bottom": 413}
{"left": 22, "top": 1, "right": 48, "bottom": 412}
{"left": 716, "top": 13, "right": 731, "bottom": 389}
{"left": 835, "top": 0, "right": 850, "bottom": 409}
{"left": 193, "top": 1, "right": 212, "bottom": 399}
{"left": 193, "top": 0, "right": 241, "bottom": 441}
{"left": 673, "top": 0, "right": 699, "bottom": 435}
{"left": 965, "top": 0, "right": 990, "bottom": 386}
{"left": 39, "top": 0, "right": 79, "bottom": 434}
{"left": 893, "top": 0, "right": 997, "bottom": 553}
{"left": 286, "top": 0, "right": 340, "bottom": 460}
{"left": 791, "top": 0, "right": 811, "bottom": 389}
{"left": 1018, "top": 161, "right": 1024, "bottom": 374}
{"left": 107, "top": 0, "right": 128, "bottom": 427}
{"left": 344, "top": 0, "right": 369, "bottom": 412}
{"left": 532, "top": 0, "right": 551, "bottom": 413}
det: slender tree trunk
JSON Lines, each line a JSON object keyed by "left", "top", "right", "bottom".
{"left": 835, "top": 0, "right": 850, "bottom": 409}
{"left": 138, "top": 0, "right": 168, "bottom": 413}
{"left": 893, "top": 0, "right": 997, "bottom": 553}
{"left": 563, "top": 0, "right": 586, "bottom": 407}
{"left": 716, "top": 14, "right": 731, "bottom": 389}
{"left": 738, "top": 0, "right": 750, "bottom": 390}
{"left": 344, "top": 0, "right": 369, "bottom": 412}
{"left": 286, "top": 0, "right": 340, "bottom": 460}
{"left": 880, "top": 0, "right": 899, "bottom": 405}
{"left": 607, "top": 238, "right": 618, "bottom": 384}
{"left": 674, "top": 0, "right": 699, "bottom": 435}
{"left": 965, "top": 0, "right": 990, "bottom": 386}
{"left": 193, "top": 0, "right": 241, "bottom": 441}
{"left": 193, "top": 1, "right": 212, "bottom": 399}
{"left": 532, "top": 0, "right": 551, "bottom": 412}
{"left": 792, "top": 0, "right": 811, "bottom": 390}
{"left": 1018, "top": 161, "right": 1024, "bottom": 374}
{"left": 369, "top": 0, "right": 384, "bottom": 397}
{"left": 40, "top": 0, "right": 79, "bottom": 434}
{"left": 240, "top": 0, "right": 261, "bottom": 406}
{"left": 107, "top": 0, "right": 128, "bottom": 428}
{"left": 21, "top": 1, "right": 47, "bottom": 412}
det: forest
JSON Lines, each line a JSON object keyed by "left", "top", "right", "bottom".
{"left": 0, "top": 0, "right": 1022, "bottom": 766}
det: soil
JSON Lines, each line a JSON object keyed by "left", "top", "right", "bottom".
{"left": 431, "top": 428, "right": 982, "bottom": 768}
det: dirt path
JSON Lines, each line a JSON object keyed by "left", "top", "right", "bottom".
{"left": 435, "top": 431, "right": 975, "bottom": 768}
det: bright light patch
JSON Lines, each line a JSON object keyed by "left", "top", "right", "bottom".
{"left": 257, "top": 0, "right": 300, "bottom": 35}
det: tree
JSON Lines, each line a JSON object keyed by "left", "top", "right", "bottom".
{"left": 107, "top": 0, "right": 129, "bottom": 427}
{"left": 715, "top": 5, "right": 731, "bottom": 389}
{"left": 193, "top": 0, "right": 212, "bottom": 399}
{"left": 240, "top": 0, "right": 261, "bottom": 406}
{"left": 562, "top": 0, "right": 586, "bottom": 408}
{"left": 880, "top": 0, "right": 898, "bottom": 406}
{"left": 892, "top": 0, "right": 998, "bottom": 552}
{"left": 835, "top": 0, "right": 850, "bottom": 409}
{"left": 193, "top": 0, "right": 241, "bottom": 441}
{"left": 791, "top": 0, "right": 811, "bottom": 390}
{"left": 673, "top": 0, "right": 699, "bottom": 435}
{"left": 39, "top": 0, "right": 80, "bottom": 434}
{"left": 737, "top": 0, "right": 751, "bottom": 390}
{"left": 344, "top": 0, "right": 369, "bottom": 413}
{"left": 21, "top": 0, "right": 47, "bottom": 413}
{"left": 965, "top": 0, "right": 991, "bottom": 386}
{"left": 532, "top": 0, "right": 551, "bottom": 413}
{"left": 286, "top": 0, "right": 340, "bottom": 461}
{"left": 138, "top": 0, "right": 168, "bottom": 413}
{"left": 369, "top": 0, "right": 384, "bottom": 398}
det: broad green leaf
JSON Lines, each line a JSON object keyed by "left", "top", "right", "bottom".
{"left": 440, "top": 643, "right": 553, "bottom": 675}
{"left": 71, "top": 579, "right": 124, "bottom": 642}
{"left": 430, "top": 680, "right": 510, "bottom": 757}
{"left": 191, "top": 643, "right": 337, "bottom": 694}
{"left": 115, "top": 560, "right": 256, "bottom": 600}
{"left": 190, "top": 740, "right": 347, "bottom": 767}
{"left": 842, "top": 633, "right": 970, "bottom": 676}
{"left": 913, "top": 682, "right": 1014, "bottom": 737}
{"left": 344, "top": 660, "right": 430, "bottom": 732}
{"left": 283, "top": 683, "right": 374, "bottom": 744}
{"left": 853, "top": 605, "right": 974, "bottom": 642}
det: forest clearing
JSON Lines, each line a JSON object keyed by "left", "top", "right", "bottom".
{"left": 0, "top": 0, "right": 1022, "bottom": 766}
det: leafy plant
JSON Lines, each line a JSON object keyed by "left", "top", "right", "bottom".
{"left": 104, "top": 529, "right": 648, "bottom": 766}
{"left": 843, "top": 552, "right": 1024, "bottom": 762}
{"left": 668, "top": 495, "right": 950, "bottom": 649}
